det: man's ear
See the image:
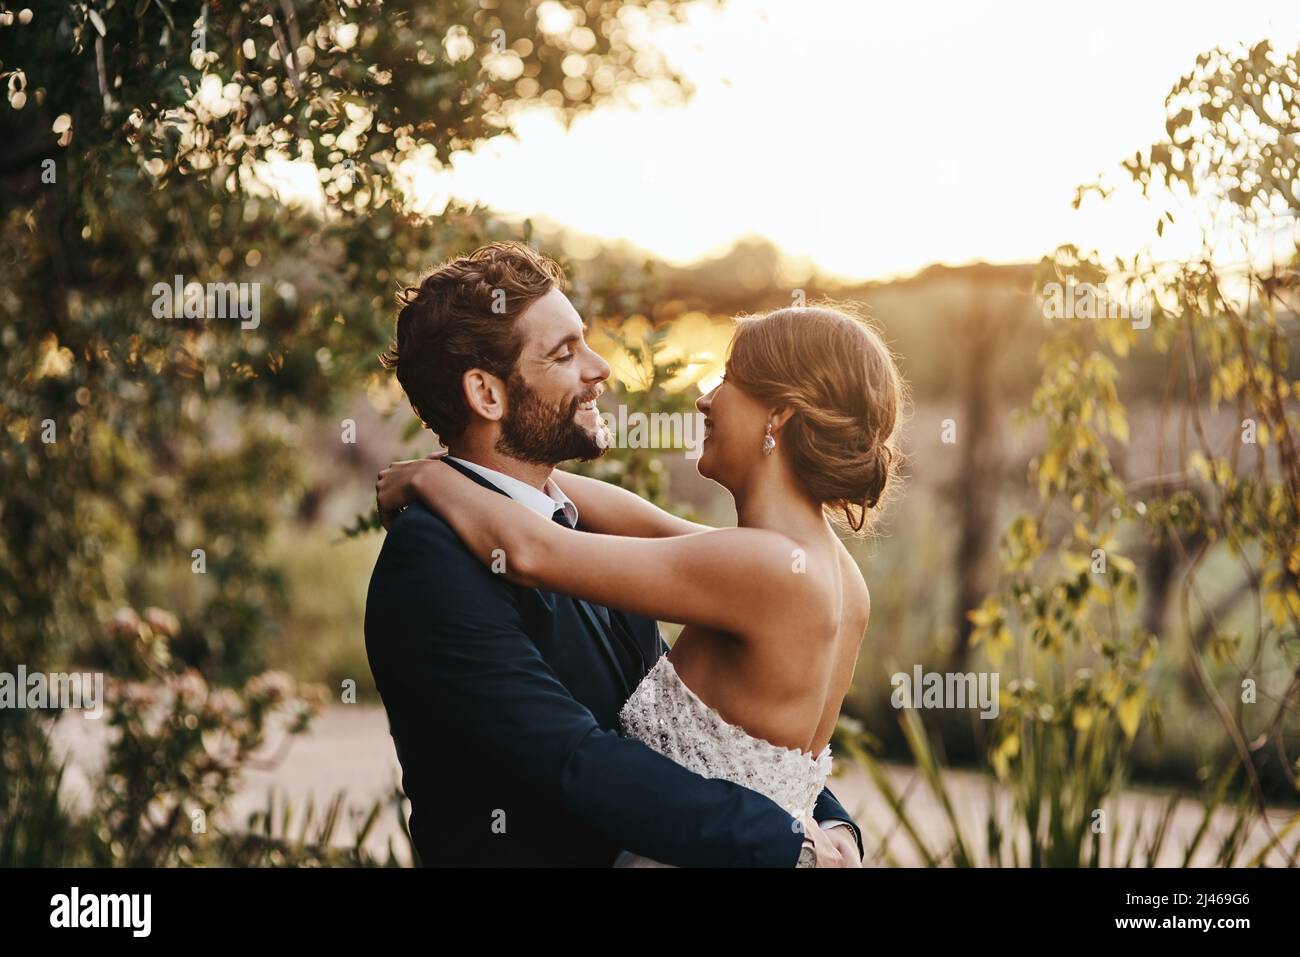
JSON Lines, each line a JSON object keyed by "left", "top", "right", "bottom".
{"left": 462, "top": 368, "right": 508, "bottom": 423}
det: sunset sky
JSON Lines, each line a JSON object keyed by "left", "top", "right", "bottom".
{"left": 429, "top": 0, "right": 1300, "bottom": 281}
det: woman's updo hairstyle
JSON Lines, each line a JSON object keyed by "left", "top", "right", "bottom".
{"left": 724, "top": 303, "right": 906, "bottom": 533}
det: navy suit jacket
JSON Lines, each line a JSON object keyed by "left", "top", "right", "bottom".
{"left": 364, "top": 461, "right": 863, "bottom": 866}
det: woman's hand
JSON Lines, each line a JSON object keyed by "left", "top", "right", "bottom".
{"left": 375, "top": 450, "right": 448, "bottom": 529}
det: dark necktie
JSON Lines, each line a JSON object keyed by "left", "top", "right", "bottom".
{"left": 551, "top": 507, "right": 611, "bottom": 629}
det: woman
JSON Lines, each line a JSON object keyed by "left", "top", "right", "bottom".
{"left": 376, "top": 305, "right": 905, "bottom": 866}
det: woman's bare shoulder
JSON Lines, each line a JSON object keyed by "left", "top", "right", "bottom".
{"left": 836, "top": 540, "right": 871, "bottom": 637}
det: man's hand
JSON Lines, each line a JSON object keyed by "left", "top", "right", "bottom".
{"left": 821, "top": 824, "right": 863, "bottom": 868}
{"left": 797, "top": 816, "right": 855, "bottom": 868}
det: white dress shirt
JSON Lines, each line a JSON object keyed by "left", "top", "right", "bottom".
{"left": 445, "top": 456, "right": 579, "bottom": 526}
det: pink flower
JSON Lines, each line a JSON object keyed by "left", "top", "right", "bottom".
{"left": 106, "top": 607, "right": 143, "bottom": 639}
{"left": 244, "top": 670, "right": 294, "bottom": 705}
{"left": 143, "top": 606, "right": 181, "bottom": 638}
{"left": 170, "top": 669, "right": 209, "bottom": 710}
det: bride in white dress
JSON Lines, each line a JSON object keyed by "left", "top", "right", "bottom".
{"left": 377, "top": 304, "right": 904, "bottom": 868}
{"left": 612, "top": 654, "right": 835, "bottom": 867}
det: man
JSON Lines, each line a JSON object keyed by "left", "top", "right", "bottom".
{"left": 364, "top": 241, "right": 863, "bottom": 867}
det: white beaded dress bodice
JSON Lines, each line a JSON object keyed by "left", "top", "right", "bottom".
{"left": 618, "top": 655, "right": 832, "bottom": 822}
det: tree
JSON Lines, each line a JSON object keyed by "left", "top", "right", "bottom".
{"left": 969, "top": 39, "right": 1300, "bottom": 864}
{"left": 0, "top": 0, "right": 700, "bottom": 865}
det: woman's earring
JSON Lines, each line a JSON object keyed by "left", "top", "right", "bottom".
{"left": 762, "top": 422, "right": 776, "bottom": 456}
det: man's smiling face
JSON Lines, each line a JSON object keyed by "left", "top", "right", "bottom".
{"left": 495, "top": 286, "right": 613, "bottom": 466}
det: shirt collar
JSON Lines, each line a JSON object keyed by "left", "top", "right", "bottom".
{"left": 446, "top": 456, "right": 579, "bottom": 526}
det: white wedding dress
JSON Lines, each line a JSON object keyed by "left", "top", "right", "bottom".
{"left": 613, "top": 655, "right": 833, "bottom": 868}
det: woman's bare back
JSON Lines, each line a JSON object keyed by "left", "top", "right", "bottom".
{"left": 660, "top": 535, "right": 870, "bottom": 756}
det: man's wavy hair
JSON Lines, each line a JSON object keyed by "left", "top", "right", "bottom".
{"left": 380, "top": 242, "right": 566, "bottom": 443}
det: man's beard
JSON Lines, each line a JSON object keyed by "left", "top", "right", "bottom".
{"left": 495, "top": 373, "right": 605, "bottom": 466}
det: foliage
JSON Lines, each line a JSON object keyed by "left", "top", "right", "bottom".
{"left": 0, "top": 0, "right": 697, "bottom": 865}
{"left": 832, "top": 39, "right": 1300, "bottom": 868}
{"left": 849, "top": 39, "right": 1300, "bottom": 867}
{"left": 0, "top": 604, "right": 408, "bottom": 866}
{"left": 1, "top": 0, "right": 698, "bottom": 677}
{"left": 573, "top": 307, "right": 729, "bottom": 506}
{"left": 1023, "top": 38, "right": 1300, "bottom": 807}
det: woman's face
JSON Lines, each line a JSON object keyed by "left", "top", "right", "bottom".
{"left": 694, "top": 369, "right": 769, "bottom": 490}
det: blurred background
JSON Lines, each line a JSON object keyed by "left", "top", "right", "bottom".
{"left": 2, "top": 0, "right": 1298, "bottom": 866}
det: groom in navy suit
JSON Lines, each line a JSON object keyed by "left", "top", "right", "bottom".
{"left": 365, "top": 241, "right": 863, "bottom": 866}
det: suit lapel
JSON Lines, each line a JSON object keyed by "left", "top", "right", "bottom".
{"left": 443, "top": 458, "right": 636, "bottom": 697}
{"left": 571, "top": 594, "right": 635, "bottom": 697}
{"left": 442, "top": 457, "right": 517, "bottom": 497}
